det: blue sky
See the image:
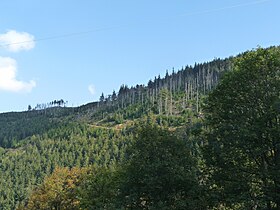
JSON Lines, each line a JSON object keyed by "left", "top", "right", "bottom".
{"left": 0, "top": 0, "right": 279, "bottom": 112}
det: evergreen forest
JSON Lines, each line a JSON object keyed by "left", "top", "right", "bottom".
{"left": 0, "top": 47, "right": 279, "bottom": 209}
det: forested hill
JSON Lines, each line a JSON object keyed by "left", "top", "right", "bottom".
{"left": 0, "top": 55, "right": 232, "bottom": 149}
{"left": 0, "top": 52, "right": 232, "bottom": 209}
{"left": 1, "top": 47, "right": 279, "bottom": 209}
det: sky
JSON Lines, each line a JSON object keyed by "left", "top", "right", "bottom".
{"left": 0, "top": 0, "right": 279, "bottom": 113}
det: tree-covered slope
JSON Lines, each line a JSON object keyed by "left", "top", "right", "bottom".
{"left": 0, "top": 107, "right": 73, "bottom": 148}
{"left": 0, "top": 52, "right": 237, "bottom": 209}
{"left": 0, "top": 122, "right": 134, "bottom": 209}
{"left": 0, "top": 54, "right": 232, "bottom": 149}
{"left": 1, "top": 46, "right": 279, "bottom": 209}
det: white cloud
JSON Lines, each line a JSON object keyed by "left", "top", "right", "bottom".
{"left": 88, "top": 84, "right": 96, "bottom": 95}
{"left": 0, "top": 30, "right": 35, "bottom": 52}
{"left": 0, "top": 56, "right": 36, "bottom": 92}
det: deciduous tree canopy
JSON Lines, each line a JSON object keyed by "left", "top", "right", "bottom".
{"left": 203, "top": 47, "right": 280, "bottom": 209}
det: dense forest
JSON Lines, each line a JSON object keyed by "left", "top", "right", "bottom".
{"left": 0, "top": 47, "right": 279, "bottom": 209}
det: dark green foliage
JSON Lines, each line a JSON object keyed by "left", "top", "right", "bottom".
{"left": 78, "top": 166, "right": 119, "bottom": 209}
{"left": 203, "top": 47, "right": 280, "bottom": 209}
{"left": 66, "top": 125, "right": 206, "bottom": 210}
{"left": 0, "top": 107, "right": 72, "bottom": 148}
{"left": 117, "top": 125, "right": 205, "bottom": 209}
